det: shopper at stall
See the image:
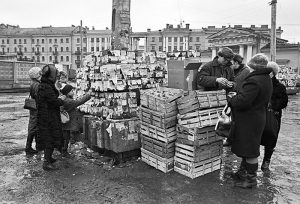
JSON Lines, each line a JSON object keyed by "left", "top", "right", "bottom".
{"left": 194, "top": 47, "right": 235, "bottom": 91}
{"left": 223, "top": 54, "right": 250, "bottom": 146}
{"left": 60, "top": 85, "right": 91, "bottom": 157}
{"left": 261, "top": 62, "right": 288, "bottom": 171}
{"left": 227, "top": 53, "right": 273, "bottom": 189}
{"left": 25, "top": 67, "right": 43, "bottom": 154}
{"left": 37, "top": 64, "right": 66, "bottom": 171}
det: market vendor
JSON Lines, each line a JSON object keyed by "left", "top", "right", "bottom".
{"left": 194, "top": 47, "right": 235, "bottom": 91}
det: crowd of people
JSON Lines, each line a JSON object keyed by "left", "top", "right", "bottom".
{"left": 25, "top": 47, "right": 288, "bottom": 189}
{"left": 25, "top": 64, "right": 91, "bottom": 171}
{"left": 195, "top": 47, "right": 288, "bottom": 189}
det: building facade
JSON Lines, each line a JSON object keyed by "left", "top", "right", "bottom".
{"left": 0, "top": 24, "right": 112, "bottom": 69}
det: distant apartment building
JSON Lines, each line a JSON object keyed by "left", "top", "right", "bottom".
{"left": 0, "top": 24, "right": 111, "bottom": 69}
{"left": 130, "top": 24, "right": 283, "bottom": 56}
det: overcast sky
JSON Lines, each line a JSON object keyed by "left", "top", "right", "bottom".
{"left": 1, "top": 0, "right": 300, "bottom": 42}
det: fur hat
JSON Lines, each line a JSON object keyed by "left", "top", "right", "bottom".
{"left": 267, "top": 61, "right": 280, "bottom": 75}
{"left": 247, "top": 53, "right": 268, "bottom": 70}
{"left": 217, "top": 47, "right": 234, "bottom": 61}
{"left": 28, "top": 67, "right": 41, "bottom": 79}
{"left": 41, "top": 64, "right": 58, "bottom": 83}
{"left": 61, "top": 84, "right": 74, "bottom": 95}
{"left": 233, "top": 54, "right": 244, "bottom": 64}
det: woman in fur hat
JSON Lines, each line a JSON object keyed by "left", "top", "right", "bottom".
{"left": 227, "top": 53, "right": 273, "bottom": 188}
{"left": 37, "top": 64, "right": 66, "bottom": 171}
{"left": 25, "top": 67, "right": 43, "bottom": 154}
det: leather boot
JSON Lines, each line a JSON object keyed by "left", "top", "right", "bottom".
{"left": 25, "top": 147, "right": 38, "bottom": 154}
{"left": 261, "top": 149, "right": 273, "bottom": 171}
{"left": 231, "top": 159, "right": 247, "bottom": 180}
{"left": 235, "top": 162, "right": 258, "bottom": 189}
{"left": 43, "top": 148, "right": 58, "bottom": 170}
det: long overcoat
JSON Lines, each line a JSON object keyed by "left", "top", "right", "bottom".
{"left": 227, "top": 68, "right": 273, "bottom": 158}
{"left": 37, "top": 78, "right": 64, "bottom": 150}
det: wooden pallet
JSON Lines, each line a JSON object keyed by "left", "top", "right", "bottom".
{"left": 176, "top": 125, "right": 223, "bottom": 146}
{"left": 177, "top": 90, "right": 227, "bottom": 115}
{"left": 141, "top": 148, "right": 174, "bottom": 173}
{"left": 175, "top": 140, "right": 223, "bottom": 163}
{"left": 141, "top": 134, "right": 175, "bottom": 158}
{"left": 174, "top": 156, "right": 221, "bottom": 179}
{"left": 177, "top": 107, "right": 223, "bottom": 129}
{"left": 140, "top": 122, "right": 177, "bottom": 143}
{"left": 139, "top": 107, "right": 177, "bottom": 129}
{"left": 140, "top": 87, "right": 183, "bottom": 113}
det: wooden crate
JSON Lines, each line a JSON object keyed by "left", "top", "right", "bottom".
{"left": 175, "top": 140, "right": 223, "bottom": 163}
{"left": 174, "top": 156, "right": 221, "bottom": 179}
{"left": 177, "top": 90, "right": 227, "bottom": 115}
{"left": 177, "top": 107, "right": 223, "bottom": 129}
{"left": 176, "top": 125, "right": 222, "bottom": 146}
{"left": 140, "top": 87, "right": 183, "bottom": 113}
{"left": 139, "top": 107, "right": 177, "bottom": 129}
{"left": 141, "top": 134, "right": 175, "bottom": 158}
{"left": 141, "top": 148, "right": 174, "bottom": 173}
{"left": 140, "top": 122, "right": 177, "bottom": 143}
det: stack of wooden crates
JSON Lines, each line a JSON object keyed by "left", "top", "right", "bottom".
{"left": 139, "top": 87, "right": 183, "bottom": 173}
{"left": 174, "top": 90, "right": 227, "bottom": 178}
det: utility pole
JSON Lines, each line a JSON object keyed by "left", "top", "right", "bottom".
{"left": 80, "top": 20, "right": 83, "bottom": 67}
{"left": 270, "top": 0, "right": 277, "bottom": 62}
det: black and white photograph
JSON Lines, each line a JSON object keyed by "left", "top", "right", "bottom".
{"left": 0, "top": 0, "right": 299, "bottom": 203}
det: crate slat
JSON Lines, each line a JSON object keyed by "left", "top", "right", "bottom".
{"left": 174, "top": 156, "right": 221, "bottom": 179}
{"left": 141, "top": 134, "right": 175, "bottom": 158}
{"left": 141, "top": 148, "right": 174, "bottom": 173}
{"left": 140, "top": 107, "right": 177, "bottom": 129}
{"left": 140, "top": 122, "right": 177, "bottom": 143}
{"left": 175, "top": 141, "right": 223, "bottom": 163}
{"left": 177, "top": 90, "right": 227, "bottom": 115}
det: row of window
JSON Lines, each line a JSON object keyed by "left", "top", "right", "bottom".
{"left": 1, "top": 46, "right": 86, "bottom": 53}
{"left": 0, "top": 38, "right": 72, "bottom": 45}
{"left": 26, "top": 55, "right": 70, "bottom": 62}
{"left": 90, "top": 38, "right": 108, "bottom": 43}
{"left": 150, "top": 37, "right": 201, "bottom": 43}
{"left": 150, "top": 45, "right": 201, "bottom": 52}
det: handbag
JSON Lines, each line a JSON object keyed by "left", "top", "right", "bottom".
{"left": 261, "top": 105, "right": 279, "bottom": 146}
{"left": 60, "top": 109, "right": 70, "bottom": 124}
{"left": 24, "top": 93, "right": 36, "bottom": 110}
{"left": 215, "top": 104, "right": 232, "bottom": 137}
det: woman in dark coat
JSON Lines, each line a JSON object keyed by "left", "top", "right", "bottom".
{"left": 261, "top": 62, "right": 288, "bottom": 170}
{"left": 37, "top": 64, "right": 65, "bottom": 171}
{"left": 227, "top": 54, "right": 273, "bottom": 189}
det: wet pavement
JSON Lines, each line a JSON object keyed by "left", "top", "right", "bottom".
{"left": 0, "top": 92, "right": 299, "bottom": 204}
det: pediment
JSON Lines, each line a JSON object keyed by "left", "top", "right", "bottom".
{"left": 208, "top": 28, "right": 254, "bottom": 39}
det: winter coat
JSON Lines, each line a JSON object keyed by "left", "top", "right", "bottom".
{"left": 261, "top": 76, "right": 288, "bottom": 148}
{"left": 62, "top": 94, "right": 91, "bottom": 132}
{"left": 233, "top": 64, "right": 250, "bottom": 91}
{"left": 227, "top": 68, "right": 273, "bottom": 158}
{"left": 28, "top": 79, "right": 42, "bottom": 148}
{"left": 194, "top": 56, "right": 234, "bottom": 91}
{"left": 37, "top": 78, "right": 64, "bottom": 150}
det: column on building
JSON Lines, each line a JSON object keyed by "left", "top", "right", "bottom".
{"left": 185, "top": 37, "right": 189, "bottom": 51}
{"left": 211, "top": 47, "right": 217, "bottom": 59}
{"left": 246, "top": 44, "right": 253, "bottom": 62}
{"left": 104, "top": 38, "right": 107, "bottom": 50}
{"left": 145, "top": 37, "right": 147, "bottom": 52}
{"left": 239, "top": 45, "right": 244, "bottom": 58}
{"left": 163, "top": 37, "right": 166, "bottom": 52}
{"left": 177, "top": 36, "right": 180, "bottom": 51}
{"left": 171, "top": 37, "right": 174, "bottom": 52}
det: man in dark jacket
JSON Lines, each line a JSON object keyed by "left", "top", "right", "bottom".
{"left": 60, "top": 85, "right": 91, "bottom": 156}
{"left": 37, "top": 64, "right": 66, "bottom": 171}
{"left": 195, "top": 47, "right": 235, "bottom": 91}
{"left": 223, "top": 54, "right": 250, "bottom": 146}
{"left": 26, "top": 67, "right": 42, "bottom": 154}
{"left": 227, "top": 53, "right": 273, "bottom": 189}
{"left": 261, "top": 62, "right": 288, "bottom": 170}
